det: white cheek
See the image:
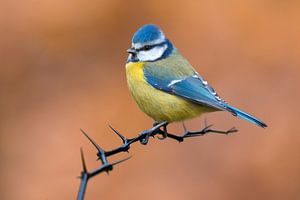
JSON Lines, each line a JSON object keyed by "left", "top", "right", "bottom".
{"left": 137, "top": 45, "right": 167, "bottom": 61}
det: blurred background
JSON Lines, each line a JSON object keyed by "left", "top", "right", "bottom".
{"left": 1, "top": 0, "right": 300, "bottom": 199}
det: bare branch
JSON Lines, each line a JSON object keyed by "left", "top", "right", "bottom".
{"left": 77, "top": 121, "right": 237, "bottom": 200}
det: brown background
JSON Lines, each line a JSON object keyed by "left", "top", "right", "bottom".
{"left": 1, "top": 0, "right": 300, "bottom": 199}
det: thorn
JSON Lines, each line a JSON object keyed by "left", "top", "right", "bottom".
{"left": 80, "top": 128, "right": 104, "bottom": 153}
{"left": 203, "top": 124, "right": 214, "bottom": 132}
{"left": 203, "top": 118, "right": 214, "bottom": 129}
{"left": 80, "top": 148, "right": 87, "bottom": 173}
{"left": 111, "top": 156, "right": 132, "bottom": 166}
{"left": 108, "top": 125, "right": 127, "bottom": 143}
{"left": 228, "top": 127, "right": 238, "bottom": 133}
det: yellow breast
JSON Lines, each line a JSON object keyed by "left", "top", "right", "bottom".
{"left": 125, "top": 61, "right": 211, "bottom": 122}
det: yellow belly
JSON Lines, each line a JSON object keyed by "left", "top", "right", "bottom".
{"left": 126, "top": 61, "right": 213, "bottom": 122}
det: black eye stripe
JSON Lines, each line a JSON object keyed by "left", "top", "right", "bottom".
{"left": 137, "top": 45, "right": 153, "bottom": 51}
{"left": 136, "top": 41, "right": 166, "bottom": 51}
{"left": 142, "top": 45, "right": 152, "bottom": 50}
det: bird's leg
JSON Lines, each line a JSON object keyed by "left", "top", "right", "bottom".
{"left": 139, "top": 121, "right": 168, "bottom": 145}
{"left": 181, "top": 119, "right": 238, "bottom": 138}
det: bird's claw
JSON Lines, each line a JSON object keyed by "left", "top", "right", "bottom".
{"left": 139, "top": 130, "right": 151, "bottom": 145}
{"left": 157, "top": 122, "right": 168, "bottom": 140}
{"left": 139, "top": 121, "right": 169, "bottom": 144}
{"left": 157, "top": 134, "right": 167, "bottom": 140}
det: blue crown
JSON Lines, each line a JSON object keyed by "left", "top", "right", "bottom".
{"left": 132, "top": 24, "right": 165, "bottom": 44}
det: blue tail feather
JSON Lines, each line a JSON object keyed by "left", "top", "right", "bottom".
{"left": 225, "top": 105, "right": 267, "bottom": 128}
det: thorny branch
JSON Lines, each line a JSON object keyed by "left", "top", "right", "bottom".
{"left": 77, "top": 120, "right": 237, "bottom": 200}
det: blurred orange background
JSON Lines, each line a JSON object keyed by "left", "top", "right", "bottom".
{"left": 1, "top": 0, "right": 300, "bottom": 199}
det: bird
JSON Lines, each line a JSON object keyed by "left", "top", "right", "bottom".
{"left": 125, "top": 24, "right": 267, "bottom": 131}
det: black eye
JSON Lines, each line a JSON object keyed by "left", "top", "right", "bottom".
{"left": 143, "top": 45, "right": 151, "bottom": 51}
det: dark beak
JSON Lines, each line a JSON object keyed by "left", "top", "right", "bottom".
{"left": 127, "top": 47, "right": 136, "bottom": 54}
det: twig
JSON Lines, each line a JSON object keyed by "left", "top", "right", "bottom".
{"left": 77, "top": 121, "right": 237, "bottom": 200}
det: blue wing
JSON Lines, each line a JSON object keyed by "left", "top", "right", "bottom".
{"left": 144, "top": 70, "right": 230, "bottom": 112}
{"left": 144, "top": 68, "right": 267, "bottom": 128}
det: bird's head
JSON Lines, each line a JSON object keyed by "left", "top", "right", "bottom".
{"left": 127, "top": 24, "right": 173, "bottom": 62}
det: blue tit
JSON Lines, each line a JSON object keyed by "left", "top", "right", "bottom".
{"left": 125, "top": 24, "right": 267, "bottom": 128}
